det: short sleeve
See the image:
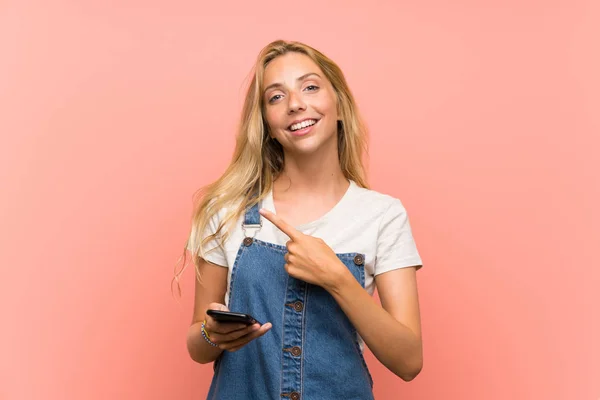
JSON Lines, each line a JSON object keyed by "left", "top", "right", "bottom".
{"left": 187, "top": 208, "right": 228, "bottom": 267}
{"left": 374, "top": 199, "right": 423, "bottom": 275}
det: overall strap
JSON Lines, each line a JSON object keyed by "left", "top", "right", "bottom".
{"left": 242, "top": 194, "right": 262, "bottom": 237}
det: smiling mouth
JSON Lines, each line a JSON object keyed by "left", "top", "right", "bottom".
{"left": 288, "top": 119, "right": 319, "bottom": 132}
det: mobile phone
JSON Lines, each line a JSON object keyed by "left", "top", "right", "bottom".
{"left": 206, "top": 309, "right": 260, "bottom": 325}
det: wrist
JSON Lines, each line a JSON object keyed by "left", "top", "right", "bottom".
{"left": 187, "top": 321, "right": 222, "bottom": 364}
{"left": 324, "top": 261, "right": 355, "bottom": 294}
{"left": 201, "top": 320, "right": 218, "bottom": 347}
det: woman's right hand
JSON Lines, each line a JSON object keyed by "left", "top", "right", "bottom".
{"left": 204, "top": 303, "right": 272, "bottom": 352}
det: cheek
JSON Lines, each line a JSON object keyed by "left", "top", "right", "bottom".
{"left": 319, "top": 100, "right": 338, "bottom": 122}
{"left": 265, "top": 108, "right": 287, "bottom": 130}
{"left": 316, "top": 93, "right": 338, "bottom": 118}
{"left": 263, "top": 110, "right": 277, "bottom": 131}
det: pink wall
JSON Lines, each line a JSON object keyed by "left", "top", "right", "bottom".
{"left": 1, "top": 0, "right": 598, "bottom": 399}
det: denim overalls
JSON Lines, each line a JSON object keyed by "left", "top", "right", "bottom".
{"left": 207, "top": 199, "right": 374, "bottom": 400}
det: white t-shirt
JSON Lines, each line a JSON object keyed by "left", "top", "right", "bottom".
{"left": 197, "top": 180, "right": 423, "bottom": 306}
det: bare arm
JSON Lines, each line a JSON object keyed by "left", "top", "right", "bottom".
{"left": 327, "top": 266, "right": 423, "bottom": 381}
{"left": 186, "top": 257, "right": 228, "bottom": 364}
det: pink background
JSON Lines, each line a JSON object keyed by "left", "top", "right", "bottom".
{"left": 1, "top": 0, "right": 598, "bottom": 399}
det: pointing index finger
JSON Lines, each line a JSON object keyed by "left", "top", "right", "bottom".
{"left": 259, "top": 208, "right": 301, "bottom": 240}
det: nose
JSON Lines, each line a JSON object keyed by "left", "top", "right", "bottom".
{"left": 287, "top": 90, "right": 306, "bottom": 114}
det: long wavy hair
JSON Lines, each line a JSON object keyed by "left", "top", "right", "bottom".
{"left": 172, "top": 40, "right": 370, "bottom": 296}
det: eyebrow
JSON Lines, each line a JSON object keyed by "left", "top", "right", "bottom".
{"left": 263, "top": 72, "right": 322, "bottom": 95}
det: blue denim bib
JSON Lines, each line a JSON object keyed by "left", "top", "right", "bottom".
{"left": 206, "top": 200, "right": 374, "bottom": 400}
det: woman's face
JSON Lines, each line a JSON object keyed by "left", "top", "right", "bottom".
{"left": 262, "top": 52, "right": 339, "bottom": 157}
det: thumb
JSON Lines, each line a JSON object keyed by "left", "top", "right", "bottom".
{"left": 208, "top": 302, "right": 229, "bottom": 312}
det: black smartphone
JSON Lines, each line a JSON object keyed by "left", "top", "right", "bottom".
{"left": 206, "top": 309, "right": 260, "bottom": 325}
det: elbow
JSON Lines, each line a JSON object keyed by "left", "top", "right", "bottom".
{"left": 386, "top": 356, "right": 422, "bottom": 381}
{"left": 398, "top": 352, "right": 423, "bottom": 382}
{"left": 399, "top": 362, "right": 422, "bottom": 382}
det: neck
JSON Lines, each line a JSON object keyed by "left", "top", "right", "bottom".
{"left": 275, "top": 141, "right": 348, "bottom": 196}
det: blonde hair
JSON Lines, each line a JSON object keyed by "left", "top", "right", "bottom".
{"left": 172, "top": 39, "right": 370, "bottom": 296}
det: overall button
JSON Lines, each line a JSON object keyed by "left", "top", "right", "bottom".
{"left": 293, "top": 301, "right": 303, "bottom": 312}
{"left": 291, "top": 346, "right": 302, "bottom": 356}
{"left": 290, "top": 392, "right": 300, "bottom": 400}
{"left": 243, "top": 237, "right": 253, "bottom": 246}
{"left": 353, "top": 254, "right": 364, "bottom": 265}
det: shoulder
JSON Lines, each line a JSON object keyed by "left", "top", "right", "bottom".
{"left": 347, "top": 183, "right": 409, "bottom": 222}
{"left": 201, "top": 195, "right": 246, "bottom": 240}
{"left": 206, "top": 195, "right": 243, "bottom": 221}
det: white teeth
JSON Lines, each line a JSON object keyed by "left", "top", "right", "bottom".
{"left": 290, "top": 119, "right": 316, "bottom": 131}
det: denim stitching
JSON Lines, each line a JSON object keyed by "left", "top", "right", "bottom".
{"left": 300, "top": 281, "right": 308, "bottom": 397}
{"left": 354, "top": 258, "right": 374, "bottom": 388}
{"left": 227, "top": 243, "right": 249, "bottom": 307}
{"left": 279, "top": 271, "right": 290, "bottom": 396}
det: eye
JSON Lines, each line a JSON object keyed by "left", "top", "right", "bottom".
{"left": 305, "top": 85, "right": 319, "bottom": 91}
{"left": 268, "top": 94, "right": 283, "bottom": 104}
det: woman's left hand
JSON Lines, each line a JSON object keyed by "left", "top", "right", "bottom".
{"left": 259, "top": 208, "right": 349, "bottom": 291}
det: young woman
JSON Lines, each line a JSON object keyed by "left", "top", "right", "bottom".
{"left": 178, "top": 40, "right": 424, "bottom": 399}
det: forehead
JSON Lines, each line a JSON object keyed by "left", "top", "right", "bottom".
{"left": 263, "top": 52, "right": 323, "bottom": 85}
